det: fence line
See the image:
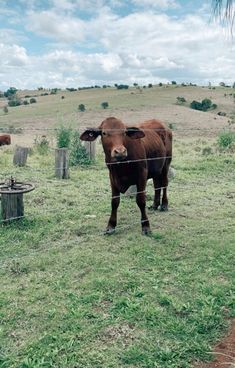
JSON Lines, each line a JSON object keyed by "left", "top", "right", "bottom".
{"left": 0, "top": 209, "right": 194, "bottom": 266}
{"left": 1, "top": 126, "right": 235, "bottom": 132}
{"left": 1, "top": 178, "right": 234, "bottom": 224}
{"left": 1, "top": 201, "right": 234, "bottom": 268}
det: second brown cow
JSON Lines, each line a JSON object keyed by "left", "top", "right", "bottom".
{"left": 80, "top": 117, "right": 172, "bottom": 235}
{"left": 0, "top": 134, "right": 11, "bottom": 146}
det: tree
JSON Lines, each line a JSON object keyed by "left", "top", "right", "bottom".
{"left": 171, "top": 81, "right": 177, "bottom": 85}
{"left": 213, "top": 0, "right": 234, "bottom": 20}
{"left": 101, "top": 102, "right": 109, "bottom": 109}
{"left": 30, "top": 97, "right": 37, "bottom": 104}
{"left": 4, "top": 87, "right": 17, "bottom": 98}
{"left": 78, "top": 104, "right": 85, "bottom": 112}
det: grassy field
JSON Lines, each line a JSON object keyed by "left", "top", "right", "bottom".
{"left": 0, "top": 86, "right": 235, "bottom": 367}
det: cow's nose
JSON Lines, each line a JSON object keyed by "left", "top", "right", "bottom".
{"left": 114, "top": 147, "right": 127, "bottom": 156}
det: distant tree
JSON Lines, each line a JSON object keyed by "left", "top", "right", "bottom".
{"left": 102, "top": 85, "right": 107, "bottom": 88}
{"left": 116, "top": 84, "right": 129, "bottom": 90}
{"left": 66, "top": 88, "right": 77, "bottom": 92}
{"left": 30, "top": 97, "right": 37, "bottom": 104}
{"left": 37, "top": 87, "right": 44, "bottom": 91}
{"left": 4, "top": 87, "right": 17, "bottom": 98}
{"left": 23, "top": 100, "right": 29, "bottom": 105}
{"left": 8, "top": 98, "right": 21, "bottom": 107}
{"left": 159, "top": 83, "right": 163, "bottom": 87}
{"left": 101, "top": 102, "right": 109, "bottom": 109}
{"left": 219, "top": 82, "right": 226, "bottom": 87}
{"left": 171, "top": 81, "right": 177, "bottom": 85}
{"left": 133, "top": 83, "right": 138, "bottom": 87}
{"left": 233, "top": 82, "right": 235, "bottom": 88}
{"left": 190, "top": 98, "right": 217, "bottom": 111}
{"left": 0, "top": 91, "right": 4, "bottom": 98}
{"left": 148, "top": 83, "right": 153, "bottom": 88}
{"left": 78, "top": 104, "right": 85, "bottom": 112}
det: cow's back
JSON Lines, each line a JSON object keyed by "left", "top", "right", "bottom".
{"left": 138, "top": 119, "right": 172, "bottom": 177}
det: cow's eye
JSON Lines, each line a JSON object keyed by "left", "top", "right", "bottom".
{"left": 89, "top": 132, "right": 93, "bottom": 137}
{"left": 102, "top": 131, "right": 107, "bottom": 136}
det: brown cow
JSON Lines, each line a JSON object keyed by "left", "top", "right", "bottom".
{"left": 0, "top": 134, "right": 11, "bottom": 146}
{"left": 80, "top": 117, "right": 172, "bottom": 235}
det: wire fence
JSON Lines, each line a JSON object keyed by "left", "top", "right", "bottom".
{"left": 1, "top": 126, "right": 235, "bottom": 267}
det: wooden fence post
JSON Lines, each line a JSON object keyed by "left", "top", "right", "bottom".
{"left": 13, "top": 146, "right": 29, "bottom": 167}
{"left": 55, "top": 148, "right": 69, "bottom": 179}
{"left": 1, "top": 193, "right": 24, "bottom": 222}
{"left": 84, "top": 141, "right": 96, "bottom": 160}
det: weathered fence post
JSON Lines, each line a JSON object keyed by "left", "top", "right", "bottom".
{"left": 13, "top": 146, "right": 29, "bottom": 167}
{"left": 84, "top": 141, "right": 96, "bottom": 160}
{"left": 55, "top": 148, "right": 69, "bottom": 179}
{"left": 1, "top": 193, "right": 24, "bottom": 222}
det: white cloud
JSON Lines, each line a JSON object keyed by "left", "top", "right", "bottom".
{"left": 26, "top": 10, "right": 86, "bottom": 43}
{"left": 1, "top": 3, "right": 235, "bottom": 89}
{"left": 131, "top": 0, "right": 179, "bottom": 9}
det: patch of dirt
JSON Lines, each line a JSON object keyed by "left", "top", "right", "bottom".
{"left": 195, "top": 319, "right": 235, "bottom": 368}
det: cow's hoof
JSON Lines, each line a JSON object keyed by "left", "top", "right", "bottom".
{"left": 160, "top": 205, "right": 168, "bottom": 212}
{"left": 104, "top": 227, "right": 115, "bottom": 235}
{"left": 142, "top": 227, "right": 151, "bottom": 236}
{"left": 148, "top": 204, "right": 159, "bottom": 211}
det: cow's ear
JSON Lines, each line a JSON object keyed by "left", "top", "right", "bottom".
{"left": 126, "top": 127, "right": 145, "bottom": 139}
{"left": 80, "top": 128, "right": 101, "bottom": 141}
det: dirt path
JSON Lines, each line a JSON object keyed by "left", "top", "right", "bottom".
{"left": 195, "top": 319, "right": 235, "bottom": 368}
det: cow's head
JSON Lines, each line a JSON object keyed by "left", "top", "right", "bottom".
{"left": 80, "top": 117, "right": 145, "bottom": 162}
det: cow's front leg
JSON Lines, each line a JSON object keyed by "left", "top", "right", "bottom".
{"left": 105, "top": 186, "right": 120, "bottom": 235}
{"left": 136, "top": 185, "right": 151, "bottom": 235}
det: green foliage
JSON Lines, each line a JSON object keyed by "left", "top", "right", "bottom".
{"left": 148, "top": 83, "right": 153, "bottom": 88}
{"left": 30, "top": 98, "right": 37, "bottom": 104}
{"left": 159, "top": 82, "right": 163, "bottom": 86}
{"left": 23, "top": 100, "right": 29, "bottom": 105}
{"left": 56, "top": 126, "right": 72, "bottom": 148}
{"left": 8, "top": 97, "right": 22, "bottom": 107}
{"left": 78, "top": 104, "right": 85, "bottom": 112}
{"left": 190, "top": 98, "right": 217, "bottom": 112}
{"left": 115, "top": 84, "right": 129, "bottom": 89}
{"left": 101, "top": 101, "right": 109, "bottom": 109}
{"left": 171, "top": 80, "right": 177, "bottom": 85}
{"left": 4, "top": 87, "right": 17, "bottom": 98}
{"left": 69, "top": 131, "right": 91, "bottom": 166}
{"left": 34, "top": 135, "right": 50, "bottom": 155}
{"left": 217, "top": 130, "right": 235, "bottom": 149}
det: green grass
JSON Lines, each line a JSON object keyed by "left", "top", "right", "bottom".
{"left": 0, "top": 137, "right": 234, "bottom": 367}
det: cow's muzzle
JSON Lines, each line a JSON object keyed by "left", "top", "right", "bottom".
{"left": 111, "top": 146, "right": 128, "bottom": 161}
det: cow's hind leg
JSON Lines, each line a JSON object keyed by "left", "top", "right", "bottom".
{"left": 105, "top": 187, "right": 120, "bottom": 235}
{"left": 149, "top": 176, "right": 161, "bottom": 210}
{"left": 160, "top": 165, "right": 170, "bottom": 211}
{"left": 136, "top": 183, "right": 151, "bottom": 235}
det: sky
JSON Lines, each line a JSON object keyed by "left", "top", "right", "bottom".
{"left": 0, "top": 0, "right": 234, "bottom": 90}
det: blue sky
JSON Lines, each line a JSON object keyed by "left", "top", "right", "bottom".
{"left": 0, "top": 0, "right": 234, "bottom": 90}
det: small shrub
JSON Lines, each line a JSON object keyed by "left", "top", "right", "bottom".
{"left": 159, "top": 83, "right": 163, "bottom": 87}
{"left": 56, "top": 126, "right": 72, "bottom": 148}
{"left": 3, "top": 106, "right": 8, "bottom": 114}
{"left": 202, "top": 147, "right": 213, "bottom": 155}
{"left": 101, "top": 102, "right": 109, "bottom": 109}
{"left": 34, "top": 135, "right": 50, "bottom": 155}
{"left": 190, "top": 98, "right": 216, "bottom": 112}
{"left": 61, "top": 96, "right": 65, "bottom": 99}
{"left": 30, "top": 97, "right": 37, "bottom": 104}
{"left": 8, "top": 98, "right": 21, "bottom": 107}
{"left": 217, "top": 130, "right": 235, "bottom": 149}
{"left": 176, "top": 96, "right": 186, "bottom": 104}
{"left": 78, "top": 104, "right": 85, "bottom": 112}
{"left": 23, "top": 100, "right": 29, "bottom": 105}
{"left": 148, "top": 83, "right": 153, "bottom": 88}
{"left": 171, "top": 81, "right": 177, "bottom": 85}
{"left": 70, "top": 131, "right": 91, "bottom": 166}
